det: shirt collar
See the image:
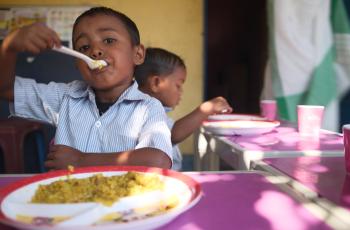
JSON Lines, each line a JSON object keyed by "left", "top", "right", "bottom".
{"left": 67, "top": 80, "right": 147, "bottom": 103}
{"left": 164, "top": 106, "right": 173, "bottom": 113}
{"left": 118, "top": 81, "right": 148, "bottom": 102}
{"left": 67, "top": 80, "right": 90, "bottom": 98}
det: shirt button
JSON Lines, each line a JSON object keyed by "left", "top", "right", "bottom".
{"left": 95, "top": 121, "right": 101, "bottom": 128}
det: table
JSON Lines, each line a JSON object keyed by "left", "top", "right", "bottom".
{"left": 0, "top": 171, "right": 344, "bottom": 230}
{"left": 195, "top": 121, "right": 344, "bottom": 171}
{"left": 252, "top": 156, "right": 350, "bottom": 227}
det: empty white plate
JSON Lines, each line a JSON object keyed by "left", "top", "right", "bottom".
{"left": 202, "top": 120, "right": 280, "bottom": 136}
{"left": 208, "top": 114, "right": 267, "bottom": 121}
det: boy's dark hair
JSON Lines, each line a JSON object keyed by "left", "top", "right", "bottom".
{"left": 135, "top": 47, "right": 186, "bottom": 87}
{"left": 73, "top": 6, "right": 140, "bottom": 46}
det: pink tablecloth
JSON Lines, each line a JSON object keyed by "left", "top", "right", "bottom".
{"left": 263, "top": 157, "right": 350, "bottom": 212}
{"left": 0, "top": 172, "right": 331, "bottom": 230}
{"left": 225, "top": 122, "right": 343, "bottom": 152}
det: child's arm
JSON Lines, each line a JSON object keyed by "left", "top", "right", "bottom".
{"left": 45, "top": 145, "right": 172, "bottom": 169}
{"left": 171, "top": 96, "right": 232, "bottom": 144}
{"left": 0, "top": 23, "right": 61, "bottom": 101}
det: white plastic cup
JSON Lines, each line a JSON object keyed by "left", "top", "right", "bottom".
{"left": 297, "top": 105, "right": 324, "bottom": 137}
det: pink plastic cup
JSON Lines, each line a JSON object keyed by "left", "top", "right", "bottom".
{"left": 297, "top": 105, "right": 324, "bottom": 137}
{"left": 260, "top": 100, "right": 277, "bottom": 120}
{"left": 341, "top": 174, "right": 350, "bottom": 205}
{"left": 343, "top": 124, "right": 350, "bottom": 174}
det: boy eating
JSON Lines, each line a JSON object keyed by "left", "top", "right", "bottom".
{"left": 0, "top": 7, "right": 173, "bottom": 170}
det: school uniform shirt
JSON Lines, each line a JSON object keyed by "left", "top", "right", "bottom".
{"left": 10, "top": 77, "right": 173, "bottom": 165}
{"left": 164, "top": 107, "right": 182, "bottom": 171}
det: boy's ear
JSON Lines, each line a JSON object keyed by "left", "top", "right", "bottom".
{"left": 149, "top": 76, "right": 161, "bottom": 93}
{"left": 134, "top": 44, "right": 145, "bottom": 65}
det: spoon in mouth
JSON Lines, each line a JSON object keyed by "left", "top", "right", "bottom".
{"left": 53, "top": 46, "right": 107, "bottom": 70}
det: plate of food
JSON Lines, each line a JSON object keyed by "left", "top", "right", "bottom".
{"left": 202, "top": 120, "right": 280, "bottom": 136}
{"left": 208, "top": 113, "right": 267, "bottom": 121}
{"left": 0, "top": 166, "right": 202, "bottom": 230}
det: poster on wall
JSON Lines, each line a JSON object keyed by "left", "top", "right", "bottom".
{"left": 0, "top": 6, "right": 91, "bottom": 47}
{"left": 0, "top": 9, "right": 10, "bottom": 39}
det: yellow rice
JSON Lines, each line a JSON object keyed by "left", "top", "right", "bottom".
{"left": 31, "top": 172, "right": 164, "bottom": 206}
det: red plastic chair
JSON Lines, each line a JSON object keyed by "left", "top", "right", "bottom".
{"left": 0, "top": 117, "right": 46, "bottom": 173}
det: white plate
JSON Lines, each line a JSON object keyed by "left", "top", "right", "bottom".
{"left": 202, "top": 120, "right": 280, "bottom": 136}
{"left": 0, "top": 166, "right": 202, "bottom": 230}
{"left": 208, "top": 113, "right": 267, "bottom": 121}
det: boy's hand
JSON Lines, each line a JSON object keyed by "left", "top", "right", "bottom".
{"left": 199, "top": 96, "right": 233, "bottom": 115}
{"left": 2, "top": 22, "right": 61, "bottom": 54}
{"left": 45, "top": 144, "right": 84, "bottom": 170}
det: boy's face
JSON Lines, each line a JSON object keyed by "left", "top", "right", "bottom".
{"left": 72, "top": 14, "right": 144, "bottom": 97}
{"left": 154, "top": 66, "right": 186, "bottom": 108}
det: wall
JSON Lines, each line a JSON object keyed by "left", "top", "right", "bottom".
{"left": 0, "top": 0, "right": 204, "bottom": 154}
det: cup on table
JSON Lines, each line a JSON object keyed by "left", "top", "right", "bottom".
{"left": 297, "top": 105, "right": 324, "bottom": 137}
{"left": 343, "top": 124, "right": 350, "bottom": 174}
{"left": 260, "top": 100, "right": 277, "bottom": 120}
{"left": 341, "top": 173, "right": 350, "bottom": 205}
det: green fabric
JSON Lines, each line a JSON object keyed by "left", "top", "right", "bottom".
{"left": 269, "top": 0, "right": 342, "bottom": 123}
{"left": 276, "top": 94, "right": 302, "bottom": 122}
{"left": 276, "top": 48, "right": 336, "bottom": 122}
{"left": 332, "top": 0, "right": 350, "bottom": 34}
{"left": 304, "top": 48, "right": 336, "bottom": 106}
{"left": 268, "top": 0, "right": 283, "bottom": 98}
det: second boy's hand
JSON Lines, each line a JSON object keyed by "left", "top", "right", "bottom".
{"left": 221, "top": 109, "right": 229, "bottom": 113}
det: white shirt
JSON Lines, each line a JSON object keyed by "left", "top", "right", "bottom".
{"left": 11, "top": 77, "right": 173, "bottom": 164}
{"left": 164, "top": 107, "right": 182, "bottom": 171}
